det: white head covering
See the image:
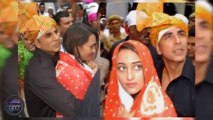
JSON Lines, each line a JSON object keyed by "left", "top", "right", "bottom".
{"left": 157, "top": 27, "right": 175, "bottom": 43}
{"left": 157, "top": 14, "right": 188, "bottom": 43}
{"left": 86, "top": 2, "right": 99, "bottom": 16}
{"left": 48, "top": 6, "right": 53, "bottom": 10}
{"left": 125, "top": 10, "right": 148, "bottom": 27}
{"left": 174, "top": 14, "right": 189, "bottom": 25}
{"left": 196, "top": 0, "right": 213, "bottom": 13}
{"left": 85, "top": 2, "right": 99, "bottom": 22}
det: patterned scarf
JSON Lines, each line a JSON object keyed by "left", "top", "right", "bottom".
{"left": 104, "top": 40, "right": 177, "bottom": 118}
{"left": 56, "top": 52, "right": 93, "bottom": 100}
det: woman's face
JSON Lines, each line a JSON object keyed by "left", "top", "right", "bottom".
{"left": 78, "top": 34, "right": 97, "bottom": 62}
{"left": 116, "top": 48, "right": 144, "bottom": 95}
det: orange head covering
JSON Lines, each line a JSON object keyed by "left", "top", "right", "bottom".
{"left": 0, "top": 0, "right": 14, "bottom": 9}
{"left": 196, "top": 1, "right": 212, "bottom": 29}
{"left": 150, "top": 12, "right": 188, "bottom": 48}
{"left": 0, "top": 1, "right": 18, "bottom": 36}
{"left": 104, "top": 40, "right": 177, "bottom": 118}
{"left": 136, "top": 1, "right": 163, "bottom": 16}
{"left": 22, "top": 15, "right": 57, "bottom": 42}
{"left": 136, "top": 1, "right": 163, "bottom": 32}
{"left": 18, "top": 2, "right": 38, "bottom": 33}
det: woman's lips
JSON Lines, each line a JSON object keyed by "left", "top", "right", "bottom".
{"left": 89, "top": 54, "right": 94, "bottom": 60}
{"left": 126, "top": 83, "right": 137, "bottom": 88}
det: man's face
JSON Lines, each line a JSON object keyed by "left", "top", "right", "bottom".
{"left": 59, "top": 16, "right": 73, "bottom": 37}
{"left": 35, "top": 27, "right": 61, "bottom": 55}
{"left": 128, "top": 25, "right": 140, "bottom": 41}
{"left": 109, "top": 19, "right": 121, "bottom": 33}
{"left": 39, "top": 5, "right": 45, "bottom": 14}
{"left": 189, "top": 17, "right": 195, "bottom": 28}
{"left": 48, "top": 9, "right": 53, "bottom": 15}
{"left": 187, "top": 36, "right": 195, "bottom": 59}
{"left": 90, "top": 13, "right": 101, "bottom": 32}
{"left": 195, "top": 18, "right": 212, "bottom": 63}
{"left": 22, "top": 33, "right": 35, "bottom": 51}
{"left": 0, "top": 24, "right": 15, "bottom": 48}
{"left": 139, "top": 27, "right": 151, "bottom": 44}
{"left": 90, "top": 19, "right": 100, "bottom": 32}
{"left": 157, "top": 27, "right": 188, "bottom": 62}
{"left": 0, "top": 24, "right": 8, "bottom": 44}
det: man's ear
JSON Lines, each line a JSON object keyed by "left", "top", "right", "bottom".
{"left": 156, "top": 44, "right": 162, "bottom": 55}
{"left": 34, "top": 39, "right": 41, "bottom": 49}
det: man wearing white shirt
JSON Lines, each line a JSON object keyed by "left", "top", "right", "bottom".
{"left": 38, "top": 2, "right": 49, "bottom": 16}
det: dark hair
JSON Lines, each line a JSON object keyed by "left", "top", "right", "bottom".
{"left": 78, "top": 4, "right": 83, "bottom": 10}
{"left": 189, "top": 26, "right": 195, "bottom": 37}
{"left": 53, "top": 11, "right": 70, "bottom": 25}
{"left": 39, "top": 2, "right": 45, "bottom": 6}
{"left": 63, "top": 23, "right": 99, "bottom": 64}
{"left": 119, "top": 42, "right": 138, "bottom": 55}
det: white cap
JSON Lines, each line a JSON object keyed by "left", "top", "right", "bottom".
{"left": 158, "top": 27, "right": 175, "bottom": 43}
{"left": 48, "top": 7, "right": 53, "bottom": 10}
{"left": 100, "top": 18, "right": 106, "bottom": 24}
{"left": 125, "top": 10, "right": 148, "bottom": 27}
{"left": 85, "top": 2, "right": 99, "bottom": 15}
{"left": 174, "top": 14, "right": 189, "bottom": 25}
{"left": 196, "top": 1, "right": 212, "bottom": 13}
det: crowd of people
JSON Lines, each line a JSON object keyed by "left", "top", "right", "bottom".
{"left": 0, "top": 0, "right": 212, "bottom": 119}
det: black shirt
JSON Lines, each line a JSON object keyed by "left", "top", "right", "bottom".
{"left": 160, "top": 58, "right": 195, "bottom": 117}
{"left": 1, "top": 46, "right": 22, "bottom": 119}
{"left": 24, "top": 49, "right": 100, "bottom": 118}
{"left": 24, "top": 49, "right": 80, "bottom": 117}
{"left": 196, "top": 57, "right": 213, "bottom": 120}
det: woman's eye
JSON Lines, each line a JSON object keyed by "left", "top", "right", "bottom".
{"left": 134, "top": 65, "right": 142, "bottom": 71}
{"left": 117, "top": 66, "right": 126, "bottom": 72}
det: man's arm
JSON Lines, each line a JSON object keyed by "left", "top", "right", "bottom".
{"left": 25, "top": 65, "right": 80, "bottom": 117}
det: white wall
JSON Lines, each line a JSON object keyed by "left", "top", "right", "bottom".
{"left": 106, "top": 2, "right": 129, "bottom": 19}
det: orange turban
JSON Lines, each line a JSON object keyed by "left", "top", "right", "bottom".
{"left": 0, "top": 0, "right": 14, "bottom": 9}
{"left": 18, "top": 2, "right": 38, "bottom": 33}
{"left": 136, "top": 1, "right": 163, "bottom": 16}
{"left": 0, "top": 1, "right": 18, "bottom": 36}
{"left": 136, "top": 1, "right": 163, "bottom": 32}
{"left": 23, "top": 15, "right": 56, "bottom": 42}
{"left": 150, "top": 12, "right": 188, "bottom": 48}
{"left": 196, "top": 1, "right": 212, "bottom": 29}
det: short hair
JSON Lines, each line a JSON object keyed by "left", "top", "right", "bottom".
{"left": 78, "top": 4, "right": 83, "bottom": 10}
{"left": 63, "top": 23, "right": 99, "bottom": 64}
{"left": 189, "top": 26, "right": 195, "bottom": 37}
{"left": 53, "top": 11, "right": 70, "bottom": 25}
{"left": 39, "top": 2, "right": 45, "bottom": 6}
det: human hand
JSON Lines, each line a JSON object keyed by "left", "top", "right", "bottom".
{"left": 118, "top": 104, "right": 135, "bottom": 118}
{"left": 86, "top": 61, "right": 98, "bottom": 73}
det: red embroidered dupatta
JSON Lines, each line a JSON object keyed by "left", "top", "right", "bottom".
{"left": 104, "top": 40, "right": 177, "bottom": 118}
{"left": 56, "top": 52, "right": 93, "bottom": 100}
